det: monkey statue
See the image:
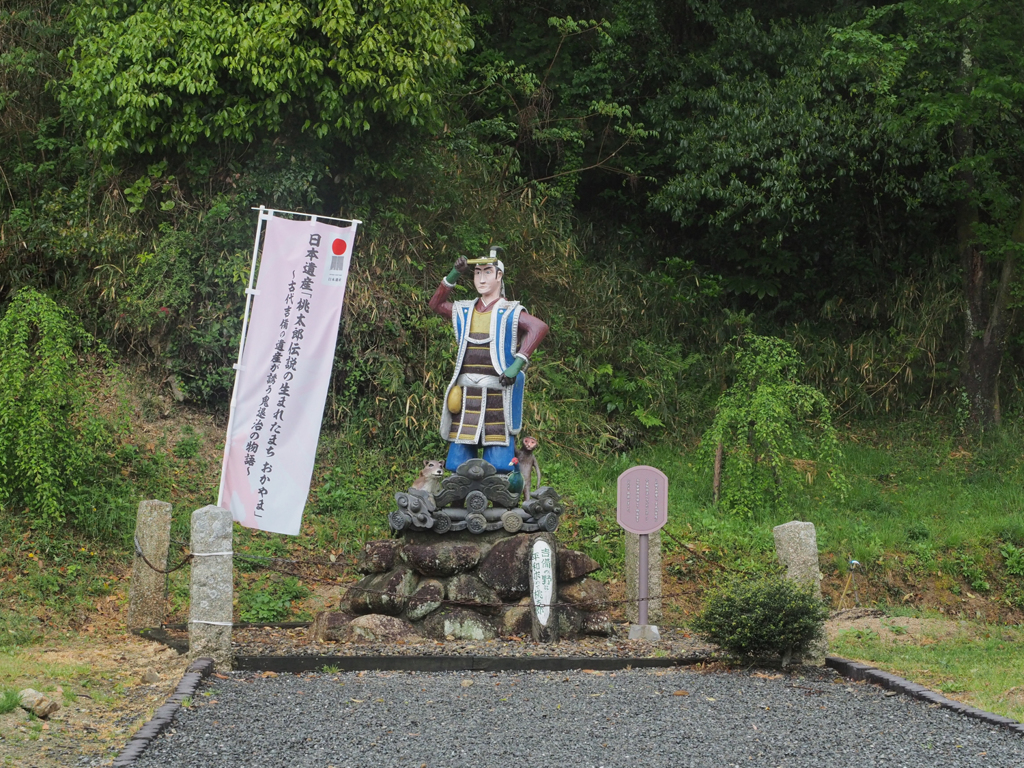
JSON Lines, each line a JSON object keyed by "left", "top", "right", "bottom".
{"left": 514, "top": 436, "right": 542, "bottom": 501}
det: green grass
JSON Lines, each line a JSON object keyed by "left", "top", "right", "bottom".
{"left": 5, "top": 390, "right": 1024, "bottom": 633}
{"left": 0, "top": 689, "right": 20, "bottom": 715}
{"left": 292, "top": 418, "right": 1024, "bottom": 621}
{"left": 831, "top": 620, "right": 1024, "bottom": 722}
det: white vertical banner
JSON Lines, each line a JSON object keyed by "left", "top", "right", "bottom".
{"left": 218, "top": 210, "right": 359, "bottom": 535}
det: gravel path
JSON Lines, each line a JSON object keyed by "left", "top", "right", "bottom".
{"left": 133, "top": 666, "right": 1023, "bottom": 767}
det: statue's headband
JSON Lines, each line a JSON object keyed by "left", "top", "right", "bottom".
{"left": 467, "top": 246, "right": 505, "bottom": 273}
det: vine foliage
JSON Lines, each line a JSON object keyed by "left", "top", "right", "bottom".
{"left": 704, "top": 334, "right": 846, "bottom": 516}
{"left": 0, "top": 288, "right": 118, "bottom": 528}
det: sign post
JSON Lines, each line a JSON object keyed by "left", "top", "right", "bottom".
{"left": 617, "top": 465, "right": 668, "bottom": 641}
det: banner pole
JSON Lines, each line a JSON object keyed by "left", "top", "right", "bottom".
{"left": 217, "top": 206, "right": 269, "bottom": 507}
{"left": 250, "top": 206, "right": 362, "bottom": 225}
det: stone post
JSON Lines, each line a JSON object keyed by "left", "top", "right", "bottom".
{"left": 773, "top": 520, "right": 826, "bottom": 666}
{"left": 529, "top": 534, "right": 558, "bottom": 643}
{"left": 188, "top": 505, "right": 233, "bottom": 669}
{"left": 625, "top": 531, "right": 662, "bottom": 624}
{"left": 127, "top": 500, "right": 173, "bottom": 630}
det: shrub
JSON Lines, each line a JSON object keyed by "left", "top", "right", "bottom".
{"left": 692, "top": 574, "right": 830, "bottom": 665}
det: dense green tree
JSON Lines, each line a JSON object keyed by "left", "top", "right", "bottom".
{"left": 828, "top": 0, "right": 1024, "bottom": 424}
{"left": 4, "top": 0, "right": 1024, "bottom": 429}
{"left": 61, "top": 0, "right": 474, "bottom": 153}
{"left": 644, "top": 0, "right": 1023, "bottom": 422}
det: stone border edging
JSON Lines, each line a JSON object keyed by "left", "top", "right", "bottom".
{"left": 111, "top": 657, "right": 214, "bottom": 766}
{"left": 826, "top": 655, "right": 1024, "bottom": 735}
{"left": 232, "top": 653, "right": 710, "bottom": 673}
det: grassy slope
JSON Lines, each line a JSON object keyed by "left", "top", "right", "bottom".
{"left": 3, "top": 382, "right": 1024, "bottom": 719}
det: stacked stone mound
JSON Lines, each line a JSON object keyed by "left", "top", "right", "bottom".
{"left": 310, "top": 530, "right": 613, "bottom": 643}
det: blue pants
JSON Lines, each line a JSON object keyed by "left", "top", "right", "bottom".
{"left": 446, "top": 441, "right": 515, "bottom": 473}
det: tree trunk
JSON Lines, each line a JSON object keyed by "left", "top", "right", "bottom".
{"left": 713, "top": 441, "right": 723, "bottom": 503}
{"left": 960, "top": 189, "right": 1024, "bottom": 427}
{"left": 955, "top": 39, "right": 1017, "bottom": 428}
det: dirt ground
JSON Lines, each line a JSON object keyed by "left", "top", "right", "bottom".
{"left": 0, "top": 601, "right": 981, "bottom": 768}
{"left": 0, "top": 594, "right": 191, "bottom": 768}
{"left": 825, "top": 606, "right": 982, "bottom": 643}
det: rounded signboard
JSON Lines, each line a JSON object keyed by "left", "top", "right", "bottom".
{"left": 616, "top": 465, "right": 668, "bottom": 535}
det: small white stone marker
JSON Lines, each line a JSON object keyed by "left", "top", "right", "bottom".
{"left": 773, "top": 520, "right": 827, "bottom": 665}
{"left": 530, "top": 536, "right": 557, "bottom": 643}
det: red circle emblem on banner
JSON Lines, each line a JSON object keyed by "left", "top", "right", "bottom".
{"left": 332, "top": 238, "right": 347, "bottom": 255}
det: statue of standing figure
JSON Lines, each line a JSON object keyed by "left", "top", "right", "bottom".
{"left": 428, "top": 247, "right": 549, "bottom": 473}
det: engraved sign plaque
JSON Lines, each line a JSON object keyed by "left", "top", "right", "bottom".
{"left": 616, "top": 465, "right": 669, "bottom": 535}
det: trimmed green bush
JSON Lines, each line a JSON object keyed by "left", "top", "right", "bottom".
{"left": 692, "top": 575, "right": 829, "bottom": 665}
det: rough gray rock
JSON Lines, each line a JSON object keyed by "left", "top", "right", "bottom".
{"left": 581, "top": 610, "right": 614, "bottom": 636}
{"left": 501, "top": 601, "right": 532, "bottom": 637}
{"left": 356, "top": 540, "right": 403, "bottom": 574}
{"left": 402, "top": 541, "right": 482, "bottom": 576}
{"left": 556, "top": 605, "right": 584, "bottom": 638}
{"left": 422, "top": 608, "right": 497, "bottom": 641}
{"left": 19, "top": 689, "right": 59, "bottom": 718}
{"left": 477, "top": 535, "right": 533, "bottom": 599}
{"left": 444, "top": 574, "right": 501, "bottom": 615}
{"left": 559, "top": 577, "right": 610, "bottom": 611}
{"left": 307, "top": 610, "right": 356, "bottom": 642}
{"left": 405, "top": 579, "right": 444, "bottom": 621}
{"left": 557, "top": 547, "right": 600, "bottom": 581}
{"left": 344, "top": 615, "right": 420, "bottom": 643}
{"left": 349, "top": 567, "right": 418, "bottom": 616}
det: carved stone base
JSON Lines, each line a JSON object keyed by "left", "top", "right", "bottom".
{"left": 311, "top": 531, "right": 612, "bottom": 642}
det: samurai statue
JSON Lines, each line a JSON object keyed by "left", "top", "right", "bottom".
{"left": 428, "top": 247, "right": 549, "bottom": 472}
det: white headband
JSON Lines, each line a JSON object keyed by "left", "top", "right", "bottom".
{"left": 475, "top": 259, "right": 504, "bottom": 274}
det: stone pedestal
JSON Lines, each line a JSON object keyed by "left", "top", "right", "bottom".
{"left": 628, "top": 624, "right": 661, "bottom": 641}
{"left": 773, "top": 520, "right": 826, "bottom": 665}
{"left": 311, "top": 531, "right": 610, "bottom": 643}
{"left": 625, "top": 531, "right": 662, "bottom": 623}
{"left": 127, "top": 500, "right": 172, "bottom": 630}
{"left": 188, "top": 506, "right": 233, "bottom": 669}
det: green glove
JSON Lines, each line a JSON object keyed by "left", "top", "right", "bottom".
{"left": 446, "top": 256, "right": 469, "bottom": 284}
{"left": 500, "top": 357, "right": 525, "bottom": 385}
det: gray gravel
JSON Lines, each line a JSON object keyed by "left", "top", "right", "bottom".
{"left": 133, "top": 666, "right": 1024, "bottom": 767}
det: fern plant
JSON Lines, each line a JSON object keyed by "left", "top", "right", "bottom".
{"left": 704, "top": 334, "right": 846, "bottom": 516}
{"left": 0, "top": 288, "right": 116, "bottom": 528}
